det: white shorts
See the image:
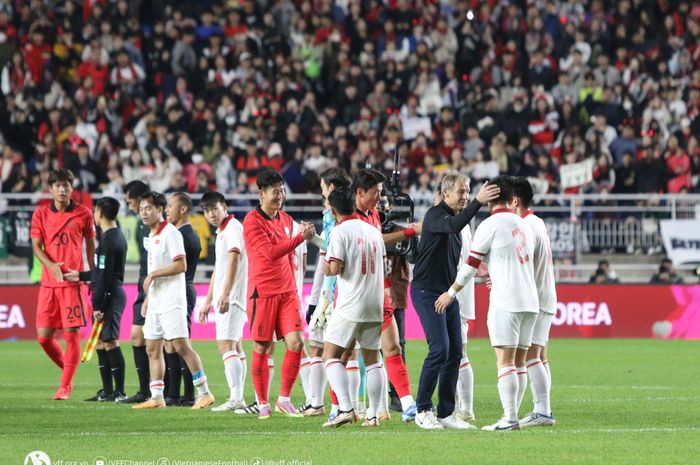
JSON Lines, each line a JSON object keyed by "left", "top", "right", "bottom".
{"left": 531, "top": 312, "right": 554, "bottom": 347}
{"left": 144, "top": 309, "right": 189, "bottom": 341}
{"left": 324, "top": 314, "right": 381, "bottom": 351}
{"left": 461, "top": 319, "right": 470, "bottom": 345}
{"left": 308, "top": 327, "right": 325, "bottom": 348}
{"left": 487, "top": 310, "right": 537, "bottom": 349}
{"left": 215, "top": 304, "right": 247, "bottom": 341}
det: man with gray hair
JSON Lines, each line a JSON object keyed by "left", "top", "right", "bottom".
{"left": 411, "top": 173, "right": 499, "bottom": 429}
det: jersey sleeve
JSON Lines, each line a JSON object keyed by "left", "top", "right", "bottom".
{"left": 168, "top": 229, "right": 187, "bottom": 262}
{"left": 244, "top": 213, "right": 304, "bottom": 261}
{"left": 30, "top": 209, "right": 44, "bottom": 239}
{"left": 469, "top": 219, "right": 495, "bottom": 261}
{"left": 225, "top": 224, "right": 243, "bottom": 254}
{"left": 325, "top": 228, "right": 346, "bottom": 265}
{"left": 83, "top": 209, "right": 96, "bottom": 238}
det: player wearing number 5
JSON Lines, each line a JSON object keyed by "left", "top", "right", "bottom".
{"left": 30, "top": 169, "right": 96, "bottom": 400}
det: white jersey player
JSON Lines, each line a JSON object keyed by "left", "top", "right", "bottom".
{"left": 510, "top": 177, "right": 556, "bottom": 427}
{"left": 199, "top": 191, "right": 249, "bottom": 413}
{"left": 435, "top": 177, "right": 538, "bottom": 431}
{"left": 321, "top": 186, "right": 387, "bottom": 428}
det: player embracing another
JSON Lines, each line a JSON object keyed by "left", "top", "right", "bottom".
{"left": 134, "top": 192, "right": 214, "bottom": 410}
{"left": 322, "top": 187, "right": 387, "bottom": 428}
{"left": 243, "top": 168, "right": 316, "bottom": 419}
{"left": 31, "top": 169, "right": 96, "bottom": 400}
{"left": 198, "top": 191, "right": 249, "bottom": 412}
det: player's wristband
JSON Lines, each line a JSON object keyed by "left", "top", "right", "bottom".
{"left": 404, "top": 228, "right": 416, "bottom": 238}
{"left": 447, "top": 286, "right": 457, "bottom": 298}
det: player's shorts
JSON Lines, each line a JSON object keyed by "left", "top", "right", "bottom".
{"left": 36, "top": 285, "right": 88, "bottom": 329}
{"left": 143, "top": 308, "right": 189, "bottom": 341}
{"left": 382, "top": 294, "right": 394, "bottom": 331}
{"left": 487, "top": 309, "right": 537, "bottom": 349}
{"left": 248, "top": 290, "right": 303, "bottom": 341}
{"left": 325, "top": 314, "right": 381, "bottom": 351}
{"left": 132, "top": 290, "right": 147, "bottom": 326}
{"left": 216, "top": 304, "right": 247, "bottom": 341}
{"left": 531, "top": 312, "right": 554, "bottom": 347}
{"left": 309, "top": 326, "right": 325, "bottom": 348}
{"left": 98, "top": 285, "right": 126, "bottom": 341}
{"left": 461, "top": 318, "right": 470, "bottom": 345}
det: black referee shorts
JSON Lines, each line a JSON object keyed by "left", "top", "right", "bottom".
{"left": 99, "top": 286, "right": 126, "bottom": 342}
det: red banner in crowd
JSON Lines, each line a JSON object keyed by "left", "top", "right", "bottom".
{"left": 1, "top": 284, "right": 699, "bottom": 340}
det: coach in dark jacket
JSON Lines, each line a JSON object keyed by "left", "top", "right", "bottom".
{"left": 411, "top": 173, "right": 498, "bottom": 428}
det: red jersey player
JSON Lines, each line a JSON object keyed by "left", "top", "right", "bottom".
{"left": 243, "top": 168, "right": 315, "bottom": 419}
{"left": 31, "top": 169, "right": 96, "bottom": 400}
{"left": 352, "top": 169, "right": 421, "bottom": 421}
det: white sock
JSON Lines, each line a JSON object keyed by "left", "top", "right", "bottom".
{"left": 299, "top": 357, "right": 312, "bottom": 406}
{"left": 267, "top": 358, "right": 275, "bottom": 401}
{"left": 516, "top": 366, "right": 527, "bottom": 413}
{"left": 378, "top": 364, "right": 389, "bottom": 414}
{"left": 346, "top": 360, "right": 360, "bottom": 411}
{"left": 278, "top": 395, "right": 290, "bottom": 403}
{"left": 149, "top": 380, "right": 164, "bottom": 399}
{"left": 527, "top": 358, "right": 550, "bottom": 415}
{"left": 400, "top": 395, "right": 414, "bottom": 411}
{"left": 543, "top": 359, "right": 552, "bottom": 394}
{"left": 366, "top": 362, "right": 385, "bottom": 420}
{"left": 497, "top": 366, "right": 518, "bottom": 422}
{"left": 325, "top": 358, "right": 352, "bottom": 411}
{"left": 457, "top": 357, "right": 474, "bottom": 415}
{"left": 192, "top": 370, "right": 210, "bottom": 396}
{"left": 309, "top": 357, "right": 326, "bottom": 407}
{"left": 222, "top": 351, "right": 242, "bottom": 401}
{"left": 239, "top": 353, "right": 247, "bottom": 403}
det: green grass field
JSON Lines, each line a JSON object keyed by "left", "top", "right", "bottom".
{"left": 2, "top": 339, "right": 699, "bottom": 465}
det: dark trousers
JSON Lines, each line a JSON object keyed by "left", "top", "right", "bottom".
{"left": 411, "top": 287, "right": 462, "bottom": 418}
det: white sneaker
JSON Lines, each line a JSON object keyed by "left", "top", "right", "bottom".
{"left": 482, "top": 417, "right": 520, "bottom": 431}
{"left": 415, "top": 410, "right": 444, "bottom": 430}
{"left": 456, "top": 410, "right": 476, "bottom": 424}
{"left": 519, "top": 412, "right": 555, "bottom": 428}
{"left": 438, "top": 414, "right": 477, "bottom": 430}
{"left": 212, "top": 399, "right": 243, "bottom": 412}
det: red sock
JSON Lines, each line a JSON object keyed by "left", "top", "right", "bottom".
{"left": 38, "top": 336, "right": 64, "bottom": 369}
{"left": 60, "top": 332, "right": 81, "bottom": 387}
{"left": 385, "top": 354, "right": 412, "bottom": 398}
{"left": 280, "top": 349, "right": 302, "bottom": 398}
{"left": 330, "top": 387, "right": 338, "bottom": 405}
{"left": 252, "top": 351, "right": 270, "bottom": 405}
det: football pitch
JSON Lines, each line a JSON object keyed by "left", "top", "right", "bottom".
{"left": 3, "top": 339, "right": 699, "bottom": 465}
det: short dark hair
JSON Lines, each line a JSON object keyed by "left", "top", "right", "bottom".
{"left": 171, "top": 192, "right": 193, "bottom": 213}
{"left": 139, "top": 191, "right": 166, "bottom": 210}
{"left": 124, "top": 180, "right": 150, "bottom": 199}
{"left": 352, "top": 168, "right": 386, "bottom": 192}
{"left": 320, "top": 168, "right": 351, "bottom": 190}
{"left": 96, "top": 196, "right": 120, "bottom": 221}
{"left": 256, "top": 168, "right": 284, "bottom": 190}
{"left": 48, "top": 169, "right": 74, "bottom": 186}
{"left": 328, "top": 187, "right": 356, "bottom": 216}
{"left": 512, "top": 177, "right": 534, "bottom": 208}
{"left": 200, "top": 191, "right": 227, "bottom": 210}
{"left": 489, "top": 176, "right": 513, "bottom": 204}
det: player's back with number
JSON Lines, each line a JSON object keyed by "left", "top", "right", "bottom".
{"left": 327, "top": 218, "right": 385, "bottom": 322}
{"left": 473, "top": 211, "right": 538, "bottom": 314}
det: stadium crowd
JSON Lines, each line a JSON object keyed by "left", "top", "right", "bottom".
{"left": 0, "top": 0, "right": 699, "bottom": 202}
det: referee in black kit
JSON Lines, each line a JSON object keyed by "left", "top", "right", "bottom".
{"left": 164, "top": 192, "right": 201, "bottom": 406}
{"left": 411, "top": 172, "right": 499, "bottom": 429}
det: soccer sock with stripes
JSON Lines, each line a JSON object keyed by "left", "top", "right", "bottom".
{"left": 267, "top": 357, "right": 275, "bottom": 402}
{"left": 252, "top": 351, "right": 270, "bottom": 406}
{"left": 37, "top": 336, "right": 64, "bottom": 369}
{"left": 516, "top": 365, "right": 527, "bottom": 413}
{"left": 457, "top": 357, "right": 474, "bottom": 416}
{"left": 279, "top": 349, "right": 302, "bottom": 401}
{"left": 60, "top": 332, "right": 80, "bottom": 388}
{"left": 106, "top": 346, "right": 126, "bottom": 394}
{"left": 365, "top": 362, "right": 385, "bottom": 420}
{"left": 181, "top": 359, "right": 195, "bottom": 401}
{"left": 133, "top": 346, "right": 151, "bottom": 396}
{"left": 149, "top": 380, "right": 164, "bottom": 399}
{"left": 308, "top": 357, "right": 326, "bottom": 407}
{"left": 324, "top": 358, "right": 352, "bottom": 411}
{"left": 346, "top": 360, "right": 360, "bottom": 411}
{"left": 222, "top": 350, "right": 242, "bottom": 401}
{"left": 239, "top": 352, "right": 247, "bottom": 402}
{"left": 497, "top": 366, "right": 518, "bottom": 422}
{"left": 299, "top": 357, "right": 312, "bottom": 406}
{"left": 192, "top": 370, "right": 210, "bottom": 396}
{"left": 96, "top": 349, "right": 114, "bottom": 394}
{"left": 165, "top": 352, "right": 181, "bottom": 399}
{"left": 527, "top": 358, "right": 551, "bottom": 415}
{"left": 385, "top": 354, "right": 414, "bottom": 410}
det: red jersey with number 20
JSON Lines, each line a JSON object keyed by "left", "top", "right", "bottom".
{"left": 243, "top": 206, "right": 304, "bottom": 298}
{"left": 30, "top": 201, "right": 96, "bottom": 288}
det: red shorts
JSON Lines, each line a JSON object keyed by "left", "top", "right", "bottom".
{"left": 36, "top": 285, "right": 89, "bottom": 329}
{"left": 382, "top": 293, "right": 394, "bottom": 331}
{"left": 248, "top": 290, "right": 303, "bottom": 341}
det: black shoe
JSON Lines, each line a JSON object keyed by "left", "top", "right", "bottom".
{"left": 118, "top": 391, "right": 149, "bottom": 404}
{"left": 177, "top": 398, "right": 195, "bottom": 407}
{"left": 111, "top": 391, "right": 128, "bottom": 402}
{"left": 389, "top": 394, "right": 403, "bottom": 412}
{"left": 164, "top": 396, "right": 178, "bottom": 406}
{"left": 85, "top": 390, "right": 110, "bottom": 402}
